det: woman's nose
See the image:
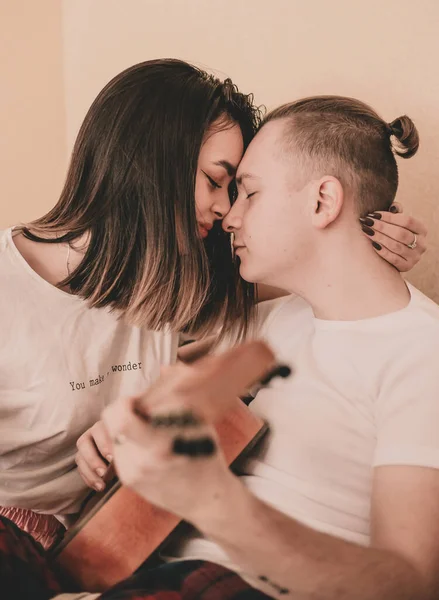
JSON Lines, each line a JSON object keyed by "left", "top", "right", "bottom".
{"left": 211, "top": 190, "right": 231, "bottom": 220}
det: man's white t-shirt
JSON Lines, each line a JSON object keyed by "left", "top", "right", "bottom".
{"left": 0, "top": 228, "right": 179, "bottom": 516}
{"left": 168, "top": 283, "right": 439, "bottom": 592}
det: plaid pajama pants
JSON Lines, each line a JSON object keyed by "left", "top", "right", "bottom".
{"left": 0, "top": 516, "right": 272, "bottom": 600}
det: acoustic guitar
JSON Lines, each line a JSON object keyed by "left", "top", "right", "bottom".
{"left": 53, "top": 341, "right": 281, "bottom": 593}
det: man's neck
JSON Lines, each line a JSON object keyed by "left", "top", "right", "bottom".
{"left": 284, "top": 233, "right": 410, "bottom": 321}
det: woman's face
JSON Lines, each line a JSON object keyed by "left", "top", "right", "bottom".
{"left": 195, "top": 121, "right": 244, "bottom": 238}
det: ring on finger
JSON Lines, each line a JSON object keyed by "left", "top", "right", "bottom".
{"left": 407, "top": 233, "right": 417, "bottom": 250}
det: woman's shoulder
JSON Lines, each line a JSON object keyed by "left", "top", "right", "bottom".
{"left": 0, "top": 227, "right": 12, "bottom": 251}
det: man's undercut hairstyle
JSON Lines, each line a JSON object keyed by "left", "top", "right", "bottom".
{"left": 263, "top": 95, "right": 419, "bottom": 215}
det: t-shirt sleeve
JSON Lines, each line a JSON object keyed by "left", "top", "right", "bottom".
{"left": 373, "top": 340, "right": 439, "bottom": 469}
{"left": 211, "top": 295, "right": 296, "bottom": 355}
{"left": 255, "top": 295, "right": 298, "bottom": 338}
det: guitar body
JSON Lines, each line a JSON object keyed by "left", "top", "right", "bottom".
{"left": 53, "top": 399, "right": 267, "bottom": 592}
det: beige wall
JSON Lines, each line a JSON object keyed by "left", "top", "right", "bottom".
{"left": 0, "top": 0, "right": 66, "bottom": 227}
{"left": 3, "top": 0, "right": 439, "bottom": 300}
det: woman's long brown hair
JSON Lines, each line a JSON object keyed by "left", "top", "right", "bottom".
{"left": 22, "top": 59, "right": 263, "bottom": 341}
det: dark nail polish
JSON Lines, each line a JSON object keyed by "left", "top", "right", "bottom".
{"left": 184, "top": 440, "right": 198, "bottom": 457}
{"left": 361, "top": 225, "right": 375, "bottom": 236}
{"left": 150, "top": 410, "right": 201, "bottom": 429}
{"left": 389, "top": 205, "right": 398, "bottom": 213}
{"left": 196, "top": 437, "right": 216, "bottom": 456}
{"left": 172, "top": 437, "right": 188, "bottom": 455}
{"left": 359, "top": 217, "right": 374, "bottom": 227}
{"left": 369, "top": 212, "right": 382, "bottom": 220}
{"left": 372, "top": 242, "right": 382, "bottom": 250}
{"left": 172, "top": 436, "right": 216, "bottom": 457}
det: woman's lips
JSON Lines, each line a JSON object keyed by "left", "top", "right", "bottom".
{"left": 198, "top": 223, "right": 212, "bottom": 238}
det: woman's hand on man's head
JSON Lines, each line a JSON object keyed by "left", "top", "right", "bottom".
{"left": 360, "top": 203, "right": 427, "bottom": 272}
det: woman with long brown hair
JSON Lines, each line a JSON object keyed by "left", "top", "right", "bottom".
{"left": 0, "top": 59, "right": 426, "bottom": 553}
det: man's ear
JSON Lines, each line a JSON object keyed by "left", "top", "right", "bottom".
{"left": 311, "top": 176, "right": 344, "bottom": 229}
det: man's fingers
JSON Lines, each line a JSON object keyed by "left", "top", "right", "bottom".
{"left": 191, "top": 341, "right": 276, "bottom": 400}
{"left": 105, "top": 342, "right": 277, "bottom": 450}
{"left": 134, "top": 341, "right": 276, "bottom": 422}
{"left": 102, "top": 396, "right": 216, "bottom": 465}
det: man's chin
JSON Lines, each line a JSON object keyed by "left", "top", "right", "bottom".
{"left": 237, "top": 259, "right": 260, "bottom": 285}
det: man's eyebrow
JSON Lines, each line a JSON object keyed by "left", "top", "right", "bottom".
{"left": 213, "top": 160, "right": 237, "bottom": 177}
{"left": 236, "top": 172, "right": 260, "bottom": 186}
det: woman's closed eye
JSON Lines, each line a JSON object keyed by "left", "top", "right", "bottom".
{"left": 202, "top": 171, "right": 221, "bottom": 189}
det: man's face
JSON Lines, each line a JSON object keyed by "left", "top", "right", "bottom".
{"left": 223, "top": 120, "right": 314, "bottom": 289}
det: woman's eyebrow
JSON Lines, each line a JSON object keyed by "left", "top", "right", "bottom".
{"left": 212, "top": 160, "right": 237, "bottom": 177}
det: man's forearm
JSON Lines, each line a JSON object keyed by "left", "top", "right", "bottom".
{"left": 192, "top": 479, "right": 427, "bottom": 600}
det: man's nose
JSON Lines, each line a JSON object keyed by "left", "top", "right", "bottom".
{"left": 222, "top": 204, "right": 242, "bottom": 233}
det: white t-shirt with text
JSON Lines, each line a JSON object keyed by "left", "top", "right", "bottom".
{"left": 0, "top": 228, "right": 178, "bottom": 516}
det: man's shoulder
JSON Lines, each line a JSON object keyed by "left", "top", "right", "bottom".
{"left": 374, "top": 286, "right": 439, "bottom": 397}
{"left": 256, "top": 295, "right": 312, "bottom": 330}
{"left": 255, "top": 294, "right": 313, "bottom": 354}
{"left": 346, "top": 284, "right": 439, "bottom": 351}
{"left": 408, "top": 284, "right": 439, "bottom": 327}
{"left": 396, "top": 285, "right": 439, "bottom": 355}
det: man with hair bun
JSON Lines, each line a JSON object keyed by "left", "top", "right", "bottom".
{"left": 109, "top": 96, "right": 439, "bottom": 600}
{"left": 194, "top": 95, "right": 439, "bottom": 599}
